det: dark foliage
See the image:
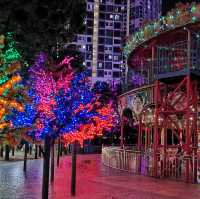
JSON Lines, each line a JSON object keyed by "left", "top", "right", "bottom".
{"left": 162, "top": 0, "right": 200, "bottom": 15}
{"left": 53, "top": 44, "right": 85, "bottom": 72}
{"left": 92, "top": 81, "right": 112, "bottom": 104}
{"left": 0, "top": 0, "right": 86, "bottom": 62}
{"left": 122, "top": 108, "right": 133, "bottom": 120}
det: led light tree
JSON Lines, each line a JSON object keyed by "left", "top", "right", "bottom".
{"left": 26, "top": 53, "right": 74, "bottom": 199}
{"left": 12, "top": 53, "right": 115, "bottom": 198}
{"left": 54, "top": 71, "right": 115, "bottom": 196}
{"left": 56, "top": 72, "right": 114, "bottom": 144}
{"left": 0, "top": 33, "right": 26, "bottom": 160}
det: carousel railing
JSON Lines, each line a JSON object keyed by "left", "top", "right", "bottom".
{"left": 155, "top": 35, "right": 200, "bottom": 76}
{"left": 102, "top": 146, "right": 200, "bottom": 184}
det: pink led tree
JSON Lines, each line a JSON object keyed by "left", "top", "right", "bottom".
{"left": 24, "top": 52, "right": 116, "bottom": 198}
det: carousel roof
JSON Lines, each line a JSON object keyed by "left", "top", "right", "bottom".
{"left": 124, "top": 3, "right": 200, "bottom": 70}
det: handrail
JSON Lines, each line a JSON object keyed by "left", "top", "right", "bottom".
{"left": 102, "top": 146, "right": 200, "bottom": 184}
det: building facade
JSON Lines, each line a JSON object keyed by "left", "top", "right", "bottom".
{"left": 72, "top": 0, "right": 162, "bottom": 87}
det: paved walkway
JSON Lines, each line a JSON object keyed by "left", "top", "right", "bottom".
{"left": 0, "top": 149, "right": 38, "bottom": 162}
{"left": 0, "top": 154, "right": 200, "bottom": 199}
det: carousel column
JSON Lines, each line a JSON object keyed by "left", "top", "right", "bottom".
{"left": 153, "top": 80, "right": 160, "bottom": 178}
{"left": 192, "top": 81, "right": 198, "bottom": 183}
{"left": 145, "top": 127, "right": 148, "bottom": 152}
{"left": 137, "top": 118, "right": 142, "bottom": 173}
{"left": 185, "top": 29, "right": 191, "bottom": 182}
{"left": 137, "top": 118, "right": 142, "bottom": 151}
{"left": 163, "top": 122, "right": 167, "bottom": 177}
{"left": 120, "top": 117, "right": 125, "bottom": 149}
{"left": 185, "top": 75, "right": 191, "bottom": 182}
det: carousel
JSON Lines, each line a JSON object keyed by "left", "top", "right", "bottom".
{"left": 102, "top": 3, "right": 200, "bottom": 183}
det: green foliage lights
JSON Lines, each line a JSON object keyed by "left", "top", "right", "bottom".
{"left": 124, "top": 3, "right": 200, "bottom": 59}
{"left": 3, "top": 32, "right": 21, "bottom": 63}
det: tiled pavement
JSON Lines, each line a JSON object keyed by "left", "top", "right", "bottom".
{"left": 0, "top": 154, "right": 200, "bottom": 199}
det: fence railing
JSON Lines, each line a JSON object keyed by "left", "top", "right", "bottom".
{"left": 102, "top": 146, "right": 200, "bottom": 184}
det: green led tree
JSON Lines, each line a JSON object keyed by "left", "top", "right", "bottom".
{"left": 0, "top": 33, "right": 27, "bottom": 160}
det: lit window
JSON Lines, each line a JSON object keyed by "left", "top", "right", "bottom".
{"left": 109, "top": 55, "right": 112, "bottom": 59}
{"left": 114, "top": 56, "right": 118, "bottom": 61}
{"left": 98, "top": 63, "right": 103, "bottom": 67}
{"left": 115, "top": 15, "right": 119, "bottom": 20}
{"left": 110, "top": 14, "right": 113, "bottom": 19}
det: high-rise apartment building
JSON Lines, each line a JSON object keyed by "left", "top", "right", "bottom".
{"left": 72, "top": 0, "right": 162, "bottom": 86}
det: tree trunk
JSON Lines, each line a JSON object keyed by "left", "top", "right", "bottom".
{"left": 5, "top": 145, "right": 10, "bottom": 161}
{"left": 0, "top": 146, "right": 4, "bottom": 157}
{"left": 35, "top": 145, "right": 38, "bottom": 159}
{"left": 39, "top": 145, "right": 42, "bottom": 157}
{"left": 42, "top": 136, "right": 51, "bottom": 199}
{"left": 50, "top": 140, "right": 55, "bottom": 183}
{"left": 64, "top": 146, "right": 67, "bottom": 155}
{"left": 71, "top": 141, "right": 77, "bottom": 196}
{"left": 29, "top": 145, "right": 32, "bottom": 155}
{"left": 12, "top": 147, "right": 15, "bottom": 156}
{"left": 60, "top": 142, "right": 63, "bottom": 156}
{"left": 57, "top": 138, "right": 61, "bottom": 167}
{"left": 23, "top": 144, "right": 28, "bottom": 172}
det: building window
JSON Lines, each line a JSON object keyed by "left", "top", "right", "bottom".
{"left": 114, "top": 0, "right": 121, "bottom": 4}
{"left": 87, "top": 37, "right": 92, "bottom": 42}
{"left": 114, "top": 30, "right": 121, "bottom": 37}
{"left": 98, "top": 62, "right": 103, "bottom": 68}
{"left": 105, "top": 62, "right": 112, "bottom": 69}
{"left": 114, "top": 55, "right": 118, "bottom": 61}
{"left": 113, "top": 47, "right": 121, "bottom": 53}
{"left": 113, "top": 64, "right": 120, "bottom": 69}
{"left": 86, "top": 45, "right": 92, "bottom": 51}
{"left": 86, "top": 62, "right": 91, "bottom": 67}
{"left": 99, "top": 21, "right": 105, "bottom": 28}
{"left": 97, "top": 70, "right": 104, "bottom": 77}
{"left": 98, "top": 53, "right": 104, "bottom": 61}
{"left": 114, "top": 22, "right": 121, "bottom": 29}
{"left": 86, "top": 53, "right": 92, "bottom": 60}
{"left": 99, "top": 13, "right": 105, "bottom": 20}
{"left": 97, "top": 63, "right": 104, "bottom": 69}
{"left": 106, "top": 30, "right": 113, "bottom": 37}
{"left": 110, "top": 14, "right": 113, "bottom": 19}
{"left": 87, "top": 28, "right": 93, "bottom": 35}
{"left": 105, "top": 46, "right": 112, "bottom": 52}
{"left": 105, "top": 54, "right": 112, "bottom": 61}
{"left": 87, "top": 69, "right": 92, "bottom": 76}
{"left": 105, "top": 21, "right": 113, "bottom": 27}
{"left": 106, "top": 5, "right": 113, "bottom": 12}
{"left": 99, "top": 29, "right": 105, "bottom": 36}
{"left": 114, "top": 39, "right": 120, "bottom": 44}
{"left": 105, "top": 38, "right": 113, "bottom": 45}
{"left": 98, "top": 45, "right": 104, "bottom": 52}
{"left": 113, "top": 71, "right": 120, "bottom": 78}
{"left": 87, "top": 19, "right": 93, "bottom": 27}
{"left": 99, "top": 37, "right": 105, "bottom": 44}
{"left": 114, "top": 14, "right": 120, "bottom": 20}
{"left": 87, "top": 3, "right": 93, "bottom": 11}
{"left": 100, "top": 0, "right": 106, "bottom": 3}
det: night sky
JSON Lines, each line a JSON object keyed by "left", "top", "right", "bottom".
{"left": 162, "top": 0, "right": 200, "bottom": 15}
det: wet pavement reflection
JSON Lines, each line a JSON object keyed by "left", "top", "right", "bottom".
{"left": 0, "top": 154, "right": 200, "bottom": 199}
